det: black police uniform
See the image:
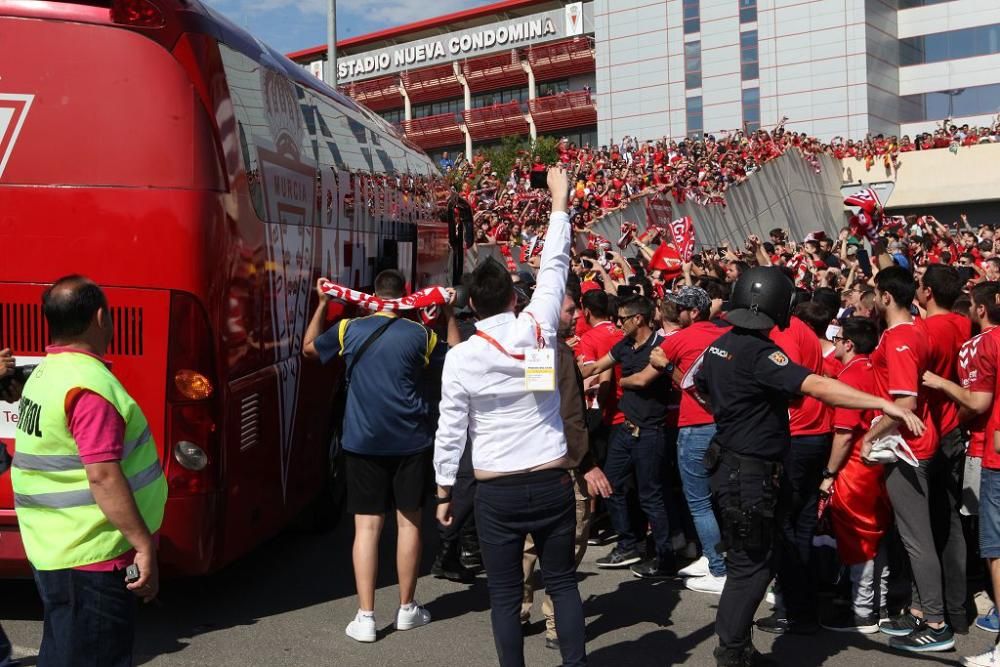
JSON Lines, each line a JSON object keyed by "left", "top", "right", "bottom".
{"left": 694, "top": 327, "right": 812, "bottom": 666}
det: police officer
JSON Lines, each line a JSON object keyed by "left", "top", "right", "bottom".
{"left": 688, "top": 267, "right": 925, "bottom": 666}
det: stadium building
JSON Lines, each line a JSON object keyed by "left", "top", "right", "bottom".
{"left": 287, "top": 0, "right": 1000, "bottom": 156}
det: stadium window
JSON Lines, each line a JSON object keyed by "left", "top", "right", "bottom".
{"left": 379, "top": 109, "right": 403, "bottom": 125}
{"left": 686, "top": 96, "right": 703, "bottom": 137}
{"left": 739, "top": 0, "right": 757, "bottom": 24}
{"left": 538, "top": 79, "right": 571, "bottom": 97}
{"left": 685, "top": 41, "right": 702, "bottom": 89}
{"left": 899, "top": 23, "right": 1000, "bottom": 66}
{"left": 740, "top": 31, "right": 759, "bottom": 80}
{"left": 742, "top": 87, "right": 760, "bottom": 131}
{"left": 412, "top": 99, "right": 462, "bottom": 119}
{"left": 900, "top": 82, "right": 1000, "bottom": 122}
{"left": 472, "top": 86, "right": 529, "bottom": 108}
{"left": 899, "top": 0, "right": 953, "bottom": 7}
{"left": 683, "top": 0, "right": 700, "bottom": 34}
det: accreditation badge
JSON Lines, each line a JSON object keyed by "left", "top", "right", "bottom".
{"left": 524, "top": 348, "right": 556, "bottom": 392}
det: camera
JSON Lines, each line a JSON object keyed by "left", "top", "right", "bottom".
{"left": 0, "top": 364, "right": 36, "bottom": 393}
{"left": 529, "top": 169, "right": 548, "bottom": 190}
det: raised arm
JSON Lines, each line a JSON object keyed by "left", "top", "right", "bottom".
{"left": 523, "top": 167, "right": 571, "bottom": 332}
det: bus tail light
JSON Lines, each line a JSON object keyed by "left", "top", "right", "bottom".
{"left": 174, "top": 441, "right": 208, "bottom": 471}
{"left": 110, "top": 0, "right": 165, "bottom": 27}
{"left": 165, "top": 292, "right": 219, "bottom": 496}
{"left": 174, "top": 369, "right": 213, "bottom": 400}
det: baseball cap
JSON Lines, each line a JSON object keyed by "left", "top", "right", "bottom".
{"left": 666, "top": 286, "right": 711, "bottom": 312}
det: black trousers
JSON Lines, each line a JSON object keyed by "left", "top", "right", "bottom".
{"left": 440, "top": 443, "right": 476, "bottom": 544}
{"left": 928, "top": 428, "right": 968, "bottom": 629}
{"left": 774, "top": 434, "right": 831, "bottom": 622}
{"left": 711, "top": 458, "right": 780, "bottom": 662}
{"left": 475, "top": 469, "right": 586, "bottom": 667}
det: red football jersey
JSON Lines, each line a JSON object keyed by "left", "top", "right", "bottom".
{"left": 576, "top": 320, "right": 624, "bottom": 425}
{"left": 660, "top": 320, "right": 731, "bottom": 427}
{"left": 833, "top": 355, "right": 876, "bottom": 434}
{"left": 922, "top": 312, "right": 972, "bottom": 436}
{"left": 770, "top": 317, "right": 832, "bottom": 436}
{"left": 958, "top": 325, "right": 1000, "bottom": 458}
{"left": 870, "top": 320, "right": 939, "bottom": 459}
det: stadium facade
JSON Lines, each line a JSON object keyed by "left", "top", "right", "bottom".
{"left": 287, "top": 0, "right": 1000, "bottom": 156}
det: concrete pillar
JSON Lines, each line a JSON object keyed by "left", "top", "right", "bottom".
{"left": 455, "top": 62, "right": 473, "bottom": 158}
{"left": 522, "top": 59, "right": 536, "bottom": 100}
{"left": 400, "top": 81, "right": 411, "bottom": 122}
{"left": 522, "top": 59, "right": 537, "bottom": 141}
{"left": 455, "top": 62, "right": 472, "bottom": 113}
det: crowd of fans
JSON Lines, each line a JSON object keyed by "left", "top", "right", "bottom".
{"left": 433, "top": 116, "right": 1000, "bottom": 262}
{"left": 433, "top": 205, "right": 1000, "bottom": 664}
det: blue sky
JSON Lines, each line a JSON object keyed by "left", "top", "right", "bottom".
{"left": 204, "top": 0, "right": 489, "bottom": 56}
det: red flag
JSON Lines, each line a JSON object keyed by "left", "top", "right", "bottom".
{"left": 648, "top": 242, "right": 682, "bottom": 281}
{"left": 645, "top": 191, "right": 673, "bottom": 229}
{"left": 668, "top": 216, "right": 696, "bottom": 262}
{"left": 843, "top": 188, "right": 882, "bottom": 215}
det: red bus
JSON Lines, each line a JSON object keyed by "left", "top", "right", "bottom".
{"left": 0, "top": 0, "right": 450, "bottom": 576}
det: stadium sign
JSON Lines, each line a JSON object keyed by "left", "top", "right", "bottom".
{"left": 331, "top": 2, "right": 592, "bottom": 83}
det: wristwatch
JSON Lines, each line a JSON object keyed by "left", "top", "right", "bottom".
{"left": 821, "top": 468, "right": 837, "bottom": 480}
{"left": 434, "top": 494, "right": 453, "bottom": 505}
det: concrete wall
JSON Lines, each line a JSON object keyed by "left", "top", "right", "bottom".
{"left": 840, "top": 143, "right": 1000, "bottom": 209}
{"left": 591, "top": 152, "right": 847, "bottom": 251}
{"left": 463, "top": 151, "right": 846, "bottom": 270}
{"left": 463, "top": 145, "right": 1000, "bottom": 272}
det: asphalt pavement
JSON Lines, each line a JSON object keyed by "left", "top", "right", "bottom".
{"left": 0, "top": 510, "right": 992, "bottom": 666}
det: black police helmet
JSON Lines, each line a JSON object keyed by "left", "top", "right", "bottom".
{"left": 725, "top": 266, "right": 795, "bottom": 331}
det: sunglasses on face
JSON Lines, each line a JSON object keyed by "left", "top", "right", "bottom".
{"left": 614, "top": 313, "right": 638, "bottom": 325}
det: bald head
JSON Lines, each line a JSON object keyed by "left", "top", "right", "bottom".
{"left": 42, "top": 275, "right": 108, "bottom": 342}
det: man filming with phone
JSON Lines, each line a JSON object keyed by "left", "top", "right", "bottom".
{"left": 11, "top": 276, "right": 167, "bottom": 667}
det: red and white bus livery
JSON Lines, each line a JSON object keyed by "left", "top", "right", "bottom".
{"left": 0, "top": 0, "right": 450, "bottom": 575}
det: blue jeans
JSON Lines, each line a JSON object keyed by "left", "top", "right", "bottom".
{"left": 0, "top": 623, "right": 14, "bottom": 667}
{"left": 604, "top": 424, "right": 672, "bottom": 558}
{"left": 475, "top": 469, "right": 586, "bottom": 667}
{"left": 33, "top": 567, "right": 137, "bottom": 667}
{"left": 677, "top": 424, "right": 726, "bottom": 577}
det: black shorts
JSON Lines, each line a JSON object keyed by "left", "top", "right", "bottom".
{"left": 345, "top": 449, "right": 432, "bottom": 515}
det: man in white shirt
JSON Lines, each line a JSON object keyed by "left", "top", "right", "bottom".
{"left": 434, "top": 166, "right": 586, "bottom": 667}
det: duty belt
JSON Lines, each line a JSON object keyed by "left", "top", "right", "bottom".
{"left": 719, "top": 449, "right": 782, "bottom": 478}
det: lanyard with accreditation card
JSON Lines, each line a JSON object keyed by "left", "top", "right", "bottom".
{"left": 475, "top": 312, "right": 556, "bottom": 392}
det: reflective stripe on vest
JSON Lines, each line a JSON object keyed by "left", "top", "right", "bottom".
{"left": 11, "top": 425, "right": 152, "bottom": 472}
{"left": 14, "top": 459, "right": 164, "bottom": 509}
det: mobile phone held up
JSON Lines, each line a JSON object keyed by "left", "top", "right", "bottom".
{"left": 529, "top": 168, "right": 548, "bottom": 189}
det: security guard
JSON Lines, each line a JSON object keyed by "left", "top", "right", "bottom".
{"left": 690, "top": 267, "right": 925, "bottom": 667}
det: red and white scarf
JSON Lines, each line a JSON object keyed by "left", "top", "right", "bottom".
{"left": 319, "top": 280, "right": 450, "bottom": 324}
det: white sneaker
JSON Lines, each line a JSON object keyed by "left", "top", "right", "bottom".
{"left": 963, "top": 645, "right": 1000, "bottom": 667}
{"left": 345, "top": 612, "right": 376, "bottom": 643}
{"left": 678, "top": 555, "right": 710, "bottom": 578}
{"left": 395, "top": 601, "right": 431, "bottom": 630}
{"left": 765, "top": 581, "right": 777, "bottom": 606}
{"left": 685, "top": 573, "right": 727, "bottom": 595}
